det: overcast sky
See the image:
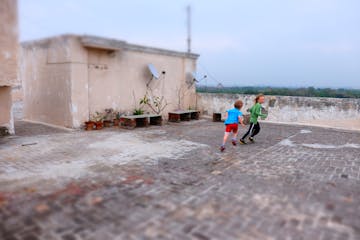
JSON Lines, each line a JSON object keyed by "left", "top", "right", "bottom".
{"left": 19, "top": 0, "right": 360, "bottom": 89}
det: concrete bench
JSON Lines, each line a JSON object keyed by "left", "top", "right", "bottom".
{"left": 168, "top": 110, "right": 200, "bottom": 122}
{"left": 120, "top": 114, "right": 162, "bottom": 129}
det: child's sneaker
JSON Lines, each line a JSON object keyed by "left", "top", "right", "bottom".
{"left": 220, "top": 146, "right": 225, "bottom": 152}
{"left": 239, "top": 139, "right": 247, "bottom": 145}
{"left": 231, "top": 140, "right": 237, "bottom": 146}
{"left": 248, "top": 137, "right": 255, "bottom": 143}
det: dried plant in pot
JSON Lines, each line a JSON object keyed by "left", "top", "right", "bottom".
{"left": 103, "top": 108, "right": 115, "bottom": 127}
{"left": 113, "top": 111, "right": 122, "bottom": 127}
{"left": 91, "top": 112, "right": 104, "bottom": 130}
{"left": 139, "top": 91, "right": 169, "bottom": 115}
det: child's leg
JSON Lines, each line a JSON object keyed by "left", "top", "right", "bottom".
{"left": 220, "top": 130, "right": 230, "bottom": 151}
{"left": 231, "top": 125, "right": 239, "bottom": 145}
{"left": 241, "top": 123, "right": 254, "bottom": 140}
{"left": 222, "top": 124, "right": 232, "bottom": 146}
{"left": 232, "top": 130, "right": 238, "bottom": 140}
{"left": 232, "top": 124, "right": 239, "bottom": 140}
{"left": 222, "top": 132, "right": 230, "bottom": 146}
{"left": 250, "top": 123, "right": 260, "bottom": 137}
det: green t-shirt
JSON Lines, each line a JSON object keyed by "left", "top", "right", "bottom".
{"left": 249, "top": 103, "right": 267, "bottom": 124}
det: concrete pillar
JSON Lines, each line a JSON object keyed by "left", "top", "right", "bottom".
{"left": 0, "top": 0, "right": 18, "bottom": 135}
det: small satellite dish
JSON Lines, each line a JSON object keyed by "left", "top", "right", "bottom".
{"left": 186, "top": 72, "right": 201, "bottom": 88}
{"left": 148, "top": 64, "right": 160, "bottom": 79}
{"left": 192, "top": 72, "right": 199, "bottom": 82}
{"left": 192, "top": 72, "right": 207, "bottom": 82}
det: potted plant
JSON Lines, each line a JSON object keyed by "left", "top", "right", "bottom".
{"left": 133, "top": 108, "right": 144, "bottom": 115}
{"left": 113, "top": 111, "right": 122, "bottom": 127}
{"left": 140, "top": 90, "right": 169, "bottom": 115}
{"left": 92, "top": 112, "right": 104, "bottom": 130}
{"left": 103, "top": 108, "right": 115, "bottom": 127}
{"left": 84, "top": 120, "right": 95, "bottom": 131}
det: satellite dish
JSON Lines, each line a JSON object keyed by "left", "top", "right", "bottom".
{"left": 148, "top": 64, "right": 160, "bottom": 79}
{"left": 192, "top": 72, "right": 207, "bottom": 82}
{"left": 186, "top": 72, "right": 200, "bottom": 88}
{"left": 192, "top": 72, "right": 199, "bottom": 82}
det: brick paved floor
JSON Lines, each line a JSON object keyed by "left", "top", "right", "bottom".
{"left": 0, "top": 120, "right": 359, "bottom": 240}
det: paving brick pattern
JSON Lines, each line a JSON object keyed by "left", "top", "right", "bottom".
{"left": 0, "top": 120, "right": 359, "bottom": 240}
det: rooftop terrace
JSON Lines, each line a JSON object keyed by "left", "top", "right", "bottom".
{"left": 0, "top": 120, "right": 359, "bottom": 239}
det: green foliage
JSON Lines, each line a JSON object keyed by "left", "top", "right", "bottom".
{"left": 133, "top": 108, "right": 144, "bottom": 115}
{"left": 139, "top": 95, "right": 149, "bottom": 105}
{"left": 115, "top": 111, "right": 122, "bottom": 119}
{"left": 196, "top": 86, "right": 360, "bottom": 98}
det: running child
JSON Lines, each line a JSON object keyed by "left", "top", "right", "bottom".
{"left": 239, "top": 94, "right": 267, "bottom": 144}
{"left": 220, "top": 100, "right": 245, "bottom": 152}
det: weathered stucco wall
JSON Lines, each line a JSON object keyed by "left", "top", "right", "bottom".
{"left": 0, "top": 0, "right": 18, "bottom": 134}
{"left": 197, "top": 93, "right": 360, "bottom": 127}
{"left": 21, "top": 36, "right": 73, "bottom": 127}
{"left": 0, "top": 87, "right": 14, "bottom": 134}
{"left": 85, "top": 47, "right": 196, "bottom": 114}
{"left": 0, "top": 0, "right": 18, "bottom": 87}
{"left": 21, "top": 35, "right": 198, "bottom": 128}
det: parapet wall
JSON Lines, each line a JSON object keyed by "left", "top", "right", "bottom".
{"left": 197, "top": 93, "right": 360, "bottom": 128}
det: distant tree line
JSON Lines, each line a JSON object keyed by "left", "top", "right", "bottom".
{"left": 196, "top": 86, "right": 360, "bottom": 99}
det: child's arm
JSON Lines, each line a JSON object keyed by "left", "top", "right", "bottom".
{"left": 224, "top": 111, "right": 228, "bottom": 120}
{"left": 255, "top": 105, "right": 267, "bottom": 118}
{"left": 239, "top": 116, "right": 245, "bottom": 127}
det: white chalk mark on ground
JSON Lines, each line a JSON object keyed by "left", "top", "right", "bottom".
{"left": 302, "top": 143, "right": 360, "bottom": 149}
{"left": 300, "top": 129, "right": 312, "bottom": 134}
{"left": 279, "top": 139, "right": 296, "bottom": 147}
{"left": 278, "top": 130, "right": 359, "bottom": 149}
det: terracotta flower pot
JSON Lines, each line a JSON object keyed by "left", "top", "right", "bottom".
{"left": 113, "top": 119, "right": 120, "bottom": 127}
{"left": 85, "top": 121, "right": 95, "bottom": 131}
{"left": 119, "top": 118, "right": 125, "bottom": 126}
{"left": 103, "top": 120, "right": 113, "bottom": 128}
{"left": 95, "top": 121, "right": 103, "bottom": 130}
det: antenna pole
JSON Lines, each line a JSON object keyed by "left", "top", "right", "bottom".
{"left": 187, "top": 5, "right": 191, "bottom": 53}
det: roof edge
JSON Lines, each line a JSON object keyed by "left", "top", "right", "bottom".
{"left": 21, "top": 34, "right": 200, "bottom": 59}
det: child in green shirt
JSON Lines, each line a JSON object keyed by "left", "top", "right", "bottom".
{"left": 239, "top": 94, "right": 267, "bottom": 144}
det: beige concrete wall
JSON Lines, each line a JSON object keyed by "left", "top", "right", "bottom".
{"left": 0, "top": 0, "right": 18, "bottom": 87}
{"left": 68, "top": 37, "right": 89, "bottom": 128}
{"left": 0, "top": 0, "right": 18, "bottom": 134}
{"left": 197, "top": 93, "right": 360, "bottom": 129}
{"left": 85, "top": 47, "right": 197, "bottom": 116}
{"left": 21, "top": 36, "right": 73, "bottom": 127}
{"left": 21, "top": 35, "right": 198, "bottom": 128}
{"left": 12, "top": 85, "right": 23, "bottom": 102}
{"left": 0, "top": 87, "right": 14, "bottom": 133}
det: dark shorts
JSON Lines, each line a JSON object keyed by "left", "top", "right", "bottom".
{"left": 225, "top": 123, "right": 238, "bottom": 133}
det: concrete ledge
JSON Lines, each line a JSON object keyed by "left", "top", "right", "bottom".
{"left": 263, "top": 120, "right": 360, "bottom": 133}
{"left": 124, "top": 43, "right": 199, "bottom": 59}
{"left": 201, "top": 113, "right": 360, "bottom": 133}
{"left": 22, "top": 34, "right": 199, "bottom": 59}
{"left": 81, "top": 35, "right": 126, "bottom": 51}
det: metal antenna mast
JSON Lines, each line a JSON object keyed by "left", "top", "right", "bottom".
{"left": 186, "top": 5, "right": 191, "bottom": 53}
